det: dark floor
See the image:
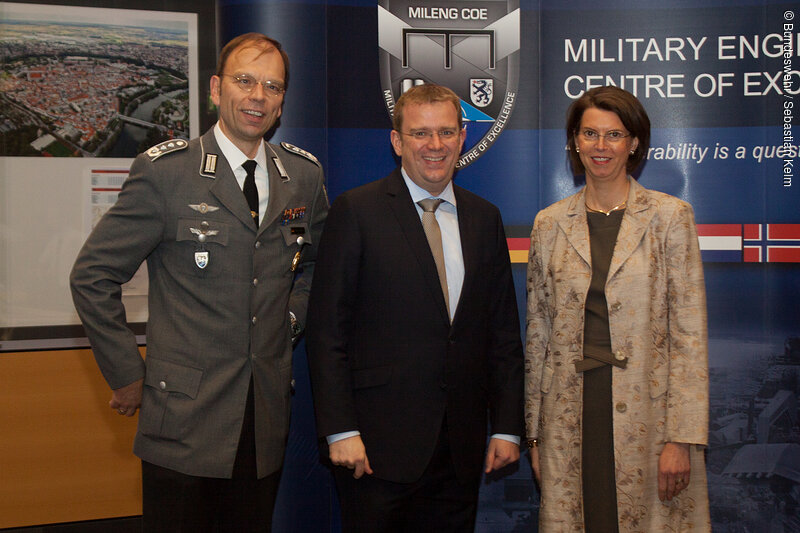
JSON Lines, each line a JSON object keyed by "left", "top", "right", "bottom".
{"left": 1, "top": 517, "right": 141, "bottom": 533}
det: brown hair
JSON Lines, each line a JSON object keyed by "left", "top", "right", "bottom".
{"left": 392, "top": 84, "right": 462, "bottom": 132}
{"left": 216, "top": 33, "right": 290, "bottom": 90}
{"left": 565, "top": 86, "right": 650, "bottom": 174}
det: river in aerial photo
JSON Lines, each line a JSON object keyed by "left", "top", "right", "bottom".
{"left": 106, "top": 89, "right": 185, "bottom": 157}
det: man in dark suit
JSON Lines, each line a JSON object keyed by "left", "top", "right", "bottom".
{"left": 306, "top": 84, "right": 523, "bottom": 531}
{"left": 70, "top": 33, "right": 328, "bottom": 531}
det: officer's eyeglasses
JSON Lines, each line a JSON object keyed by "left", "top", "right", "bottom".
{"left": 225, "top": 74, "right": 285, "bottom": 97}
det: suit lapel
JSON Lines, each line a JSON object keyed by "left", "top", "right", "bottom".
{"left": 201, "top": 131, "right": 258, "bottom": 231}
{"left": 608, "top": 179, "right": 655, "bottom": 280}
{"left": 452, "top": 186, "right": 477, "bottom": 325}
{"left": 558, "top": 189, "right": 592, "bottom": 267}
{"left": 259, "top": 144, "right": 291, "bottom": 236}
{"left": 385, "top": 169, "right": 451, "bottom": 326}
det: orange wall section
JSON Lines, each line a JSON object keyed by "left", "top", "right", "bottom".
{"left": 0, "top": 348, "right": 144, "bottom": 528}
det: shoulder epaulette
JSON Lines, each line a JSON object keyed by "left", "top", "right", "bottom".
{"left": 280, "top": 142, "right": 320, "bottom": 167}
{"left": 146, "top": 139, "right": 188, "bottom": 161}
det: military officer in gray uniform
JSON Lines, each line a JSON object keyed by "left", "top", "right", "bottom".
{"left": 70, "top": 33, "right": 328, "bottom": 532}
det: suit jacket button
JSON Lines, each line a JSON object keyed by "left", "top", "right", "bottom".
{"left": 255, "top": 241, "right": 261, "bottom": 249}
{"left": 440, "top": 382, "right": 448, "bottom": 390}
{"left": 159, "top": 380, "right": 166, "bottom": 390}
{"left": 253, "top": 278, "right": 259, "bottom": 286}
{"left": 615, "top": 402, "right": 627, "bottom": 413}
{"left": 251, "top": 316, "right": 257, "bottom": 325}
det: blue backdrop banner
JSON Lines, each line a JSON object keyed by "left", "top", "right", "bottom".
{"left": 219, "top": 1, "right": 799, "bottom": 531}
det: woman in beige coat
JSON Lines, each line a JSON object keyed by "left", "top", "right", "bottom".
{"left": 525, "top": 86, "right": 710, "bottom": 532}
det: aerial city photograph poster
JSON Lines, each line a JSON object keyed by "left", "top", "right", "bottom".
{"left": 0, "top": 2, "right": 197, "bottom": 158}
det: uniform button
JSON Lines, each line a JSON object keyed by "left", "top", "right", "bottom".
{"left": 611, "top": 302, "right": 621, "bottom": 312}
{"left": 251, "top": 316, "right": 257, "bottom": 325}
{"left": 614, "top": 350, "right": 626, "bottom": 361}
{"left": 290, "top": 379, "right": 296, "bottom": 388}
{"left": 255, "top": 241, "right": 261, "bottom": 249}
{"left": 253, "top": 278, "right": 258, "bottom": 286}
{"left": 615, "top": 402, "right": 627, "bottom": 413}
{"left": 159, "top": 381, "right": 166, "bottom": 390}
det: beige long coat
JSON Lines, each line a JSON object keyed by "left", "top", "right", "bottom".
{"left": 525, "top": 179, "right": 711, "bottom": 532}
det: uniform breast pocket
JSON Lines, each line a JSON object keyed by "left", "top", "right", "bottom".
{"left": 279, "top": 223, "right": 310, "bottom": 272}
{"left": 165, "top": 217, "right": 231, "bottom": 278}
{"left": 279, "top": 222, "right": 310, "bottom": 246}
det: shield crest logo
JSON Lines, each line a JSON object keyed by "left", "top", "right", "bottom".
{"left": 195, "top": 251, "right": 209, "bottom": 269}
{"left": 470, "top": 78, "right": 493, "bottom": 107}
{"left": 378, "top": 0, "right": 520, "bottom": 168}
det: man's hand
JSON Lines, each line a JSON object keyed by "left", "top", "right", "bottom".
{"left": 484, "top": 437, "right": 520, "bottom": 474}
{"left": 330, "top": 435, "right": 373, "bottom": 479}
{"left": 658, "top": 442, "right": 691, "bottom": 501}
{"left": 110, "top": 378, "right": 143, "bottom": 417}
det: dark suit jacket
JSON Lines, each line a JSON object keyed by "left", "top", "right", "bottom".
{"left": 70, "top": 128, "right": 328, "bottom": 479}
{"left": 306, "top": 168, "right": 523, "bottom": 485}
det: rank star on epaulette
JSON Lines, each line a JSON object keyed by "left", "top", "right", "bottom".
{"left": 146, "top": 139, "right": 188, "bottom": 161}
{"left": 281, "top": 142, "right": 320, "bottom": 166}
{"left": 281, "top": 206, "right": 307, "bottom": 225}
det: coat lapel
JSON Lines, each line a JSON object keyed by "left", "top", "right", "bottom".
{"left": 258, "top": 144, "right": 291, "bottom": 236}
{"left": 558, "top": 189, "right": 592, "bottom": 267}
{"left": 201, "top": 131, "right": 257, "bottom": 231}
{"left": 452, "top": 186, "right": 476, "bottom": 326}
{"left": 385, "top": 169, "right": 451, "bottom": 326}
{"left": 607, "top": 179, "right": 655, "bottom": 281}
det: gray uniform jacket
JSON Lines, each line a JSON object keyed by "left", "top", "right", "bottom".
{"left": 70, "top": 127, "right": 328, "bottom": 479}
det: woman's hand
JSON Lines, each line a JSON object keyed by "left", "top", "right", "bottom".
{"left": 658, "top": 442, "right": 691, "bottom": 501}
{"left": 530, "top": 446, "right": 541, "bottom": 484}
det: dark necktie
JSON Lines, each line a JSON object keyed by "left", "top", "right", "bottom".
{"left": 417, "top": 198, "right": 450, "bottom": 318}
{"left": 241, "top": 160, "right": 259, "bottom": 227}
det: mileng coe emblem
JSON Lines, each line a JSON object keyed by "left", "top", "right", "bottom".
{"left": 378, "top": 1, "right": 520, "bottom": 168}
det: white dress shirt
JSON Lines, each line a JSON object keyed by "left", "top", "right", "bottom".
{"left": 214, "top": 123, "right": 269, "bottom": 224}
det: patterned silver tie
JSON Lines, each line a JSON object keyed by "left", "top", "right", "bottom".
{"left": 418, "top": 198, "right": 450, "bottom": 318}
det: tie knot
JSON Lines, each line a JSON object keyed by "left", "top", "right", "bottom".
{"left": 242, "top": 160, "right": 257, "bottom": 177}
{"left": 418, "top": 198, "right": 444, "bottom": 213}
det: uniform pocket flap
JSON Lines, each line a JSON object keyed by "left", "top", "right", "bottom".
{"left": 352, "top": 365, "right": 391, "bottom": 390}
{"left": 279, "top": 223, "right": 310, "bottom": 246}
{"left": 144, "top": 357, "right": 204, "bottom": 399}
